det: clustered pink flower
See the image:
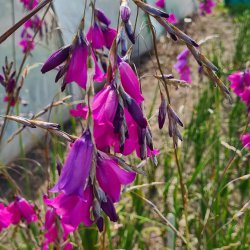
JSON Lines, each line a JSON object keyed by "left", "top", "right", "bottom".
{"left": 0, "top": 196, "right": 37, "bottom": 232}
{"left": 174, "top": 49, "right": 192, "bottom": 83}
{"left": 200, "top": 0, "right": 216, "bottom": 15}
{"left": 19, "top": 0, "right": 44, "bottom": 53}
{"left": 228, "top": 69, "right": 250, "bottom": 113}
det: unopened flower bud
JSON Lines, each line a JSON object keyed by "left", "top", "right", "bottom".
{"left": 95, "top": 8, "right": 111, "bottom": 26}
{"left": 120, "top": 0, "right": 131, "bottom": 23}
{"left": 158, "top": 95, "right": 167, "bottom": 129}
{"left": 125, "top": 21, "right": 135, "bottom": 44}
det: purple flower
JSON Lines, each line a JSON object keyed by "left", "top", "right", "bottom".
{"left": 174, "top": 49, "right": 192, "bottom": 83}
{"left": 102, "top": 27, "right": 117, "bottom": 49}
{"left": 50, "top": 129, "right": 94, "bottom": 197}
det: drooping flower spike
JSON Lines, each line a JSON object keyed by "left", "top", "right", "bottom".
{"left": 46, "top": 129, "right": 136, "bottom": 232}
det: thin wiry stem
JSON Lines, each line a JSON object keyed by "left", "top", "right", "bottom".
{"left": 147, "top": 14, "right": 191, "bottom": 250}
{"left": 0, "top": 0, "right": 53, "bottom": 44}
{"left": 132, "top": 191, "right": 187, "bottom": 245}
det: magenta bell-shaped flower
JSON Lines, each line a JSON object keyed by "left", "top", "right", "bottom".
{"left": 64, "top": 36, "right": 89, "bottom": 89}
{"left": 45, "top": 186, "right": 93, "bottom": 230}
{"left": 96, "top": 151, "right": 136, "bottom": 203}
{"left": 119, "top": 61, "right": 144, "bottom": 104}
{"left": 43, "top": 207, "right": 74, "bottom": 250}
{"left": 50, "top": 129, "right": 94, "bottom": 197}
{"left": 86, "top": 22, "right": 106, "bottom": 49}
